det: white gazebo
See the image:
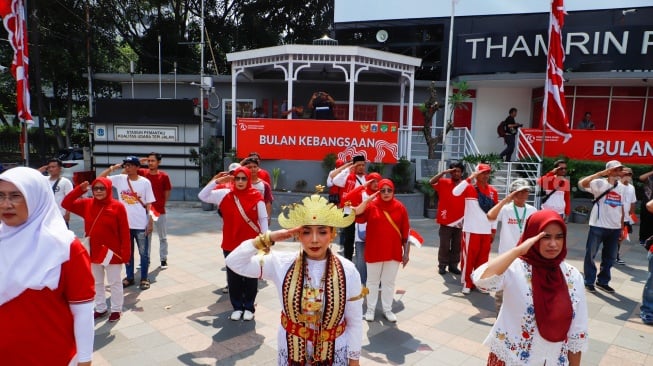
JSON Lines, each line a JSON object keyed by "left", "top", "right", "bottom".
{"left": 226, "top": 44, "right": 422, "bottom": 160}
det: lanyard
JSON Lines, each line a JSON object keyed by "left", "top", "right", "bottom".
{"left": 513, "top": 204, "right": 527, "bottom": 233}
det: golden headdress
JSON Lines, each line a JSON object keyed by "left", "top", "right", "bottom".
{"left": 278, "top": 193, "right": 355, "bottom": 229}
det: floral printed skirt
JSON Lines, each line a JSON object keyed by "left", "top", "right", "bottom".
{"left": 487, "top": 352, "right": 506, "bottom": 366}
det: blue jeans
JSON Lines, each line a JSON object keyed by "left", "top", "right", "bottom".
{"left": 125, "top": 229, "right": 150, "bottom": 281}
{"left": 354, "top": 241, "right": 367, "bottom": 285}
{"left": 641, "top": 252, "right": 653, "bottom": 324}
{"left": 223, "top": 250, "right": 258, "bottom": 312}
{"left": 583, "top": 226, "right": 620, "bottom": 286}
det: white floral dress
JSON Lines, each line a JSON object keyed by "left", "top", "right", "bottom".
{"left": 472, "top": 259, "right": 589, "bottom": 366}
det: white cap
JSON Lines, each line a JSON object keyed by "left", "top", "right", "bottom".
{"left": 605, "top": 160, "right": 623, "bottom": 170}
{"left": 228, "top": 162, "right": 241, "bottom": 173}
{"left": 509, "top": 179, "right": 533, "bottom": 193}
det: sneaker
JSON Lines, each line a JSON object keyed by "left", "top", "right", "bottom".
{"left": 462, "top": 287, "right": 471, "bottom": 295}
{"left": 230, "top": 310, "right": 243, "bottom": 321}
{"left": 585, "top": 284, "right": 596, "bottom": 293}
{"left": 641, "top": 313, "right": 653, "bottom": 325}
{"left": 243, "top": 310, "right": 255, "bottom": 321}
{"left": 595, "top": 283, "right": 615, "bottom": 293}
{"left": 94, "top": 310, "right": 108, "bottom": 320}
{"left": 108, "top": 312, "right": 121, "bottom": 322}
{"left": 161, "top": 260, "right": 168, "bottom": 269}
{"left": 221, "top": 286, "right": 229, "bottom": 294}
{"left": 438, "top": 267, "right": 447, "bottom": 275}
{"left": 364, "top": 310, "right": 375, "bottom": 322}
{"left": 448, "top": 267, "right": 462, "bottom": 275}
{"left": 383, "top": 311, "right": 397, "bottom": 323}
{"left": 616, "top": 259, "right": 626, "bottom": 265}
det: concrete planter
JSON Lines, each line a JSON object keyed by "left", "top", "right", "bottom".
{"left": 271, "top": 191, "right": 425, "bottom": 219}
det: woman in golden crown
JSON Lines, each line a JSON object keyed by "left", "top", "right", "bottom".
{"left": 225, "top": 192, "right": 367, "bottom": 366}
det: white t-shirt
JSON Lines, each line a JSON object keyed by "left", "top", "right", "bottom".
{"left": 108, "top": 175, "right": 155, "bottom": 230}
{"left": 496, "top": 203, "right": 537, "bottom": 254}
{"left": 622, "top": 183, "right": 637, "bottom": 223}
{"left": 587, "top": 179, "right": 625, "bottom": 229}
{"left": 49, "top": 176, "right": 73, "bottom": 216}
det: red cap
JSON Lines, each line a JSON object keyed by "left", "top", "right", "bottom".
{"left": 335, "top": 159, "right": 344, "bottom": 168}
{"left": 476, "top": 164, "right": 492, "bottom": 173}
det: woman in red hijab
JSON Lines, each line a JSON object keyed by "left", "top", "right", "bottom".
{"left": 198, "top": 166, "right": 267, "bottom": 321}
{"left": 354, "top": 179, "right": 410, "bottom": 323}
{"left": 472, "top": 210, "right": 588, "bottom": 366}
{"left": 63, "top": 177, "right": 131, "bottom": 322}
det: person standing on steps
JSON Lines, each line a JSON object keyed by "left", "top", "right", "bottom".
{"left": 499, "top": 107, "right": 522, "bottom": 162}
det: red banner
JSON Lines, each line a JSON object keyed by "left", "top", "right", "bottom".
{"left": 521, "top": 128, "right": 653, "bottom": 165}
{"left": 236, "top": 118, "right": 399, "bottom": 163}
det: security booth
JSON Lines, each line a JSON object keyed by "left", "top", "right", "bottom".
{"left": 91, "top": 98, "right": 202, "bottom": 200}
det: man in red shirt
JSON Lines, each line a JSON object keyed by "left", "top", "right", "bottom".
{"left": 332, "top": 155, "right": 367, "bottom": 260}
{"left": 139, "top": 153, "right": 172, "bottom": 269}
{"left": 429, "top": 161, "right": 465, "bottom": 275}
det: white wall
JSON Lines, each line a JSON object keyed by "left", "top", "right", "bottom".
{"left": 472, "top": 87, "right": 533, "bottom": 157}
{"left": 335, "top": 0, "right": 651, "bottom": 23}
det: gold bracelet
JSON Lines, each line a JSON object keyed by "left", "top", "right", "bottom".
{"left": 253, "top": 235, "right": 267, "bottom": 251}
{"left": 263, "top": 231, "right": 275, "bottom": 247}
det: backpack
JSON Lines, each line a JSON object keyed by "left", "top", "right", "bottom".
{"left": 497, "top": 120, "right": 507, "bottom": 138}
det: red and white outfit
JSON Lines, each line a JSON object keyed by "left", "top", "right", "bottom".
{"left": 537, "top": 173, "right": 571, "bottom": 217}
{"left": 63, "top": 177, "right": 131, "bottom": 314}
{"left": 358, "top": 179, "right": 410, "bottom": 315}
{"left": 138, "top": 168, "right": 172, "bottom": 262}
{"left": 0, "top": 167, "right": 95, "bottom": 365}
{"left": 453, "top": 178, "right": 498, "bottom": 290}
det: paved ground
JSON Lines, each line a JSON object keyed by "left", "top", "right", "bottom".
{"left": 73, "top": 203, "right": 653, "bottom": 366}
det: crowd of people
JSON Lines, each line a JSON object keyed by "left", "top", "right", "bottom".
{"left": 3, "top": 149, "right": 653, "bottom": 365}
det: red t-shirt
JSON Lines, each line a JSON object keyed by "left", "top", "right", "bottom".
{"left": 433, "top": 178, "right": 465, "bottom": 225}
{"left": 0, "top": 240, "right": 95, "bottom": 365}
{"left": 138, "top": 169, "right": 172, "bottom": 214}
{"left": 358, "top": 200, "right": 410, "bottom": 263}
{"left": 258, "top": 168, "right": 272, "bottom": 187}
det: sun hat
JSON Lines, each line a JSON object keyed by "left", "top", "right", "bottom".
{"left": 510, "top": 179, "right": 533, "bottom": 193}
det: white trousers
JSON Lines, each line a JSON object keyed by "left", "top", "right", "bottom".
{"left": 366, "top": 261, "right": 400, "bottom": 313}
{"left": 91, "top": 263, "right": 124, "bottom": 313}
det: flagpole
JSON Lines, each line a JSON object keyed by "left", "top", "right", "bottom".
{"left": 541, "top": 0, "right": 553, "bottom": 160}
{"left": 441, "top": 0, "right": 456, "bottom": 171}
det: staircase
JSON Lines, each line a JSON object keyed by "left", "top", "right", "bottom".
{"left": 411, "top": 127, "right": 543, "bottom": 207}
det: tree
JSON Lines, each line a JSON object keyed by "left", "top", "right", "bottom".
{"left": 419, "top": 80, "right": 470, "bottom": 159}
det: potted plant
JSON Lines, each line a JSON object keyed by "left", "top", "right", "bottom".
{"left": 418, "top": 178, "right": 437, "bottom": 219}
{"left": 189, "top": 136, "right": 223, "bottom": 210}
{"left": 572, "top": 205, "right": 590, "bottom": 224}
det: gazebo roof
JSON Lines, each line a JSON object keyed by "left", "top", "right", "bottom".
{"left": 226, "top": 44, "right": 422, "bottom": 82}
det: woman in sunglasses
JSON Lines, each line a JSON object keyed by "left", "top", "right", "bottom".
{"left": 199, "top": 166, "right": 267, "bottom": 321}
{"left": 0, "top": 167, "right": 95, "bottom": 365}
{"left": 354, "top": 179, "right": 410, "bottom": 323}
{"left": 63, "top": 177, "right": 131, "bottom": 323}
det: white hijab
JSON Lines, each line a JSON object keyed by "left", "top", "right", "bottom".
{"left": 0, "top": 167, "right": 75, "bottom": 305}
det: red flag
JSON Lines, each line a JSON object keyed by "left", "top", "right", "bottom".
{"left": 1, "top": 0, "right": 34, "bottom": 124}
{"left": 408, "top": 228, "right": 424, "bottom": 248}
{"left": 542, "top": 0, "right": 571, "bottom": 142}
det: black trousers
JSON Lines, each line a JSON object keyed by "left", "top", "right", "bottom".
{"left": 341, "top": 222, "right": 355, "bottom": 260}
{"left": 223, "top": 249, "right": 258, "bottom": 312}
{"left": 500, "top": 134, "right": 516, "bottom": 162}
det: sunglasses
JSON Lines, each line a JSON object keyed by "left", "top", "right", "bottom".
{"left": 379, "top": 188, "right": 393, "bottom": 194}
{"left": 92, "top": 186, "right": 106, "bottom": 191}
{"left": 234, "top": 176, "right": 248, "bottom": 182}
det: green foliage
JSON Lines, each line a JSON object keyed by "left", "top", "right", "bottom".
{"left": 390, "top": 156, "right": 413, "bottom": 193}
{"left": 418, "top": 178, "right": 436, "bottom": 208}
{"left": 189, "top": 136, "right": 223, "bottom": 185}
{"left": 322, "top": 153, "right": 337, "bottom": 172}
{"left": 462, "top": 153, "right": 503, "bottom": 172}
{"left": 368, "top": 162, "right": 385, "bottom": 174}
{"left": 272, "top": 168, "right": 281, "bottom": 190}
{"left": 447, "top": 81, "right": 471, "bottom": 123}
